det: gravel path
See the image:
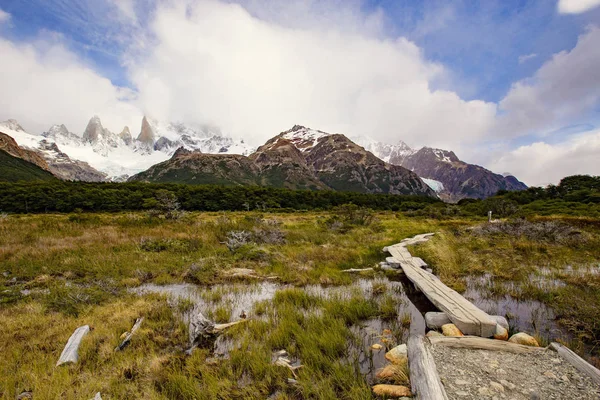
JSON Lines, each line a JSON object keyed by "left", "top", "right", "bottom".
{"left": 430, "top": 344, "right": 600, "bottom": 399}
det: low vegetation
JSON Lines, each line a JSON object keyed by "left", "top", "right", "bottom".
{"left": 1, "top": 174, "right": 599, "bottom": 398}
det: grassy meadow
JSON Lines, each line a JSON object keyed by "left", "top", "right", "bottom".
{"left": 1, "top": 210, "right": 599, "bottom": 398}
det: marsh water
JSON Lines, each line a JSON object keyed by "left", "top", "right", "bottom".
{"left": 133, "top": 268, "right": 583, "bottom": 384}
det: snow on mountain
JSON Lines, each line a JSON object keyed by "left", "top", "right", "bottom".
{"left": 351, "top": 136, "right": 415, "bottom": 164}
{"left": 421, "top": 178, "right": 445, "bottom": 193}
{"left": 280, "top": 125, "right": 330, "bottom": 152}
{"left": 0, "top": 116, "right": 255, "bottom": 181}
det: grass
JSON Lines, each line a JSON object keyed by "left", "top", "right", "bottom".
{"left": 1, "top": 211, "right": 599, "bottom": 397}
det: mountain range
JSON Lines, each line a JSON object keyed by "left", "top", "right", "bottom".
{"left": 0, "top": 117, "right": 526, "bottom": 200}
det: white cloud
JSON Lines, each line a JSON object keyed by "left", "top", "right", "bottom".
{"left": 518, "top": 53, "right": 537, "bottom": 64}
{"left": 0, "top": 36, "right": 141, "bottom": 135}
{"left": 489, "top": 130, "right": 600, "bottom": 186}
{"left": 0, "top": 8, "right": 11, "bottom": 24}
{"left": 129, "top": 0, "right": 497, "bottom": 149}
{"left": 496, "top": 26, "right": 600, "bottom": 138}
{"left": 558, "top": 0, "right": 600, "bottom": 14}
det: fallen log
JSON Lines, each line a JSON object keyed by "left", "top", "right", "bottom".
{"left": 429, "top": 336, "right": 545, "bottom": 354}
{"left": 56, "top": 325, "right": 90, "bottom": 366}
{"left": 407, "top": 335, "right": 448, "bottom": 400}
{"left": 342, "top": 268, "right": 374, "bottom": 273}
{"left": 115, "top": 317, "right": 144, "bottom": 351}
{"left": 549, "top": 342, "right": 600, "bottom": 386}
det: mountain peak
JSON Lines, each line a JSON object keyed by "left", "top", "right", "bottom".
{"left": 119, "top": 126, "right": 132, "bottom": 145}
{"left": 83, "top": 115, "right": 105, "bottom": 143}
{"left": 280, "top": 125, "right": 330, "bottom": 152}
{"left": 1, "top": 119, "right": 26, "bottom": 133}
{"left": 137, "top": 116, "right": 156, "bottom": 147}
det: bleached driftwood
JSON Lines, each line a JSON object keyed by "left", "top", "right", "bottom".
{"left": 550, "top": 342, "right": 600, "bottom": 385}
{"left": 273, "top": 350, "right": 303, "bottom": 378}
{"left": 342, "top": 268, "right": 374, "bottom": 273}
{"left": 189, "top": 307, "right": 247, "bottom": 350}
{"left": 407, "top": 335, "right": 449, "bottom": 400}
{"left": 115, "top": 317, "right": 144, "bottom": 351}
{"left": 56, "top": 325, "right": 90, "bottom": 366}
{"left": 429, "top": 336, "right": 545, "bottom": 354}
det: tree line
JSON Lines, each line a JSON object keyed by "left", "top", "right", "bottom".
{"left": 0, "top": 181, "right": 439, "bottom": 213}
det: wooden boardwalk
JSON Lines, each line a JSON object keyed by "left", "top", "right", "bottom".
{"left": 384, "top": 234, "right": 497, "bottom": 337}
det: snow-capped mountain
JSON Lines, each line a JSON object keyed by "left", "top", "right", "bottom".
{"left": 0, "top": 116, "right": 254, "bottom": 181}
{"left": 352, "top": 137, "right": 527, "bottom": 201}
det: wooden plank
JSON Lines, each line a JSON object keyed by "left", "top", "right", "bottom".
{"left": 56, "top": 325, "right": 90, "bottom": 366}
{"left": 385, "top": 235, "right": 497, "bottom": 337}
{"left": 550, "top": 342, "right": 600, "bottom": 386}
{"left": 407, "top": 335, "right": 449, "bottom": 400}
{"left": 430, "top": 336, "right": 545, "bottom": 354}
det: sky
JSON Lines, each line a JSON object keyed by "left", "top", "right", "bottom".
{"left": 0, "top": 0, "right": 599, "bottom": 186}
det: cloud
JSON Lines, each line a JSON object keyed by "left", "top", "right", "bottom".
{"left": 558, "top": 0, "right": 600, "bottom": 14}
{"left": 496, "top": 26, "right": 600, "bottom": 138}
{"left": 518, "top": 53, "right": 538, "bottom": 64}
{"left": 129, "top": 0, "right": 497, "bottom": 149}
{"left": 0, "top": 8, "right": 11, "bottom": 24}
{"left": 0, "top": 35, "right": 141, "bottom": 134}
{"left": 488, "top": 130, "right": 600, "bottom": 186}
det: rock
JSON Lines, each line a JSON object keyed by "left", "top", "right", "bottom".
{"left": 455, "top": 379, "right": 469, "bottom": 386}
{"left": 490, "top": 381, "right": 504, "bottom": 392}
{"left": 426, "top": 330, "right": 443, "bottom": 337}
{"left": 91, "top": 393, "right": 102, "bottom": 400}
{"left": 543, "top": 371, "right": 558, "bottom": 380}
{"left": 385, "top": 344, "right": 407, "bottom": 364}
{"left": 372, "top": 384, "right": 412, "bottom": 398}
{"left": 371, "top": 343, "right": 383, "bottom": 350}
{"left": 16, "top": 392, "right": 33, "bottom": 400}
{"left": 508, "top": 332, "right": 540, "bottom": 347}
{"left": 456, "top": 391, "right": 469, "bottom": 397}
{"left": 492, "top": 316, "right": 509, "bottom": 330}
{"left": 493, "top": 324, "right": 508, "bottom": 341}
{"left": 441, "top": 324, "right": 464, "bottom": 337}
{"left": 478, "top": 386, "right": 492, "bottom": 396}
{"left": 376, "top": 364, "right": 409, "bottom": 384}
{"left": 425, "top": 312, "right": 451, "bottom": 329}
{"left": 499, "top": 380, "right": 516, "bottom": 390}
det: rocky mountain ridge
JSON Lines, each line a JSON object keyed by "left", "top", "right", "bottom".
{"left": 130, "top": 125, "right": 437, "bottom": 197}
{"left": 357, "top": 138, "right": 527, "bottom": 201}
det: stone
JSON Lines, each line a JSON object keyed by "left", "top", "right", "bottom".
{"left": 426, "top": 330, "right": 444, "bottom": 337}
{"left": 492, "top": 316, "right": 509, "bottom": 330}
{"left": 385, "top": 344, "right": 408, "bottom": 364}
{"left": 508, "top": 332, "right": 540, "bottom": 347}
{"left": 371, "top": 343, "right": 383, "bottom": 350}
{"left": 478, "top": 386, "right": 492, "bottom": 396}
{"left": 543, "top": 371, "right": 558, "bottom": 380}
{"left": 425, "top": 312, "right": 451, "bottom": 329}
{"left": 499, "top": 380, "right": 516, "bottom": 390}
{"left": 456, "top": 391, "right": 469, "bottom": 397}
{"left": 372, "top": 384, "right": 412, "bottom": 398}
{"left": 493, "top": 324, "right": 509, "bottom": 341}
{"left": 455, "top": 379, "right": 469, "bottom": 386}
{"left": 441, "top": 323, "right": 464, "bottom": 337}
{"left": 490, "top": 382, "right": 504, "bottom": 392}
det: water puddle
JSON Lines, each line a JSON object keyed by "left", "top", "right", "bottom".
{"left": 463, "top": 274, "right": 571, "bottom": 342}
{"left": 132, "top": 275, "right": 437, "bottom": 385}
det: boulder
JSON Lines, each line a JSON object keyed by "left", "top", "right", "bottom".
{"left": 426, "top": 330, "right": 443, "bottom": 338}
{"left": 492, "top": 316, "right": 510, "bottom": 331}
{"left": 371, "top": 344, "right": 383, "bottom": 350}
{"left": 493, "top": 324, "right": 509, "bottom": 341}
{"left": 385, "top": 344, "right": 408, "bottom": 364}
{"left": 425, "top": 312, "right": 451, "bottom": 329}
{"left": 508, "top": 332, "right": 540, "bottom": 347}
{"left": 441, "top": 324, "right": 464, "bottom": 337}
{"left": 372, "top": 384, "right": 412, "bottom": 398}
